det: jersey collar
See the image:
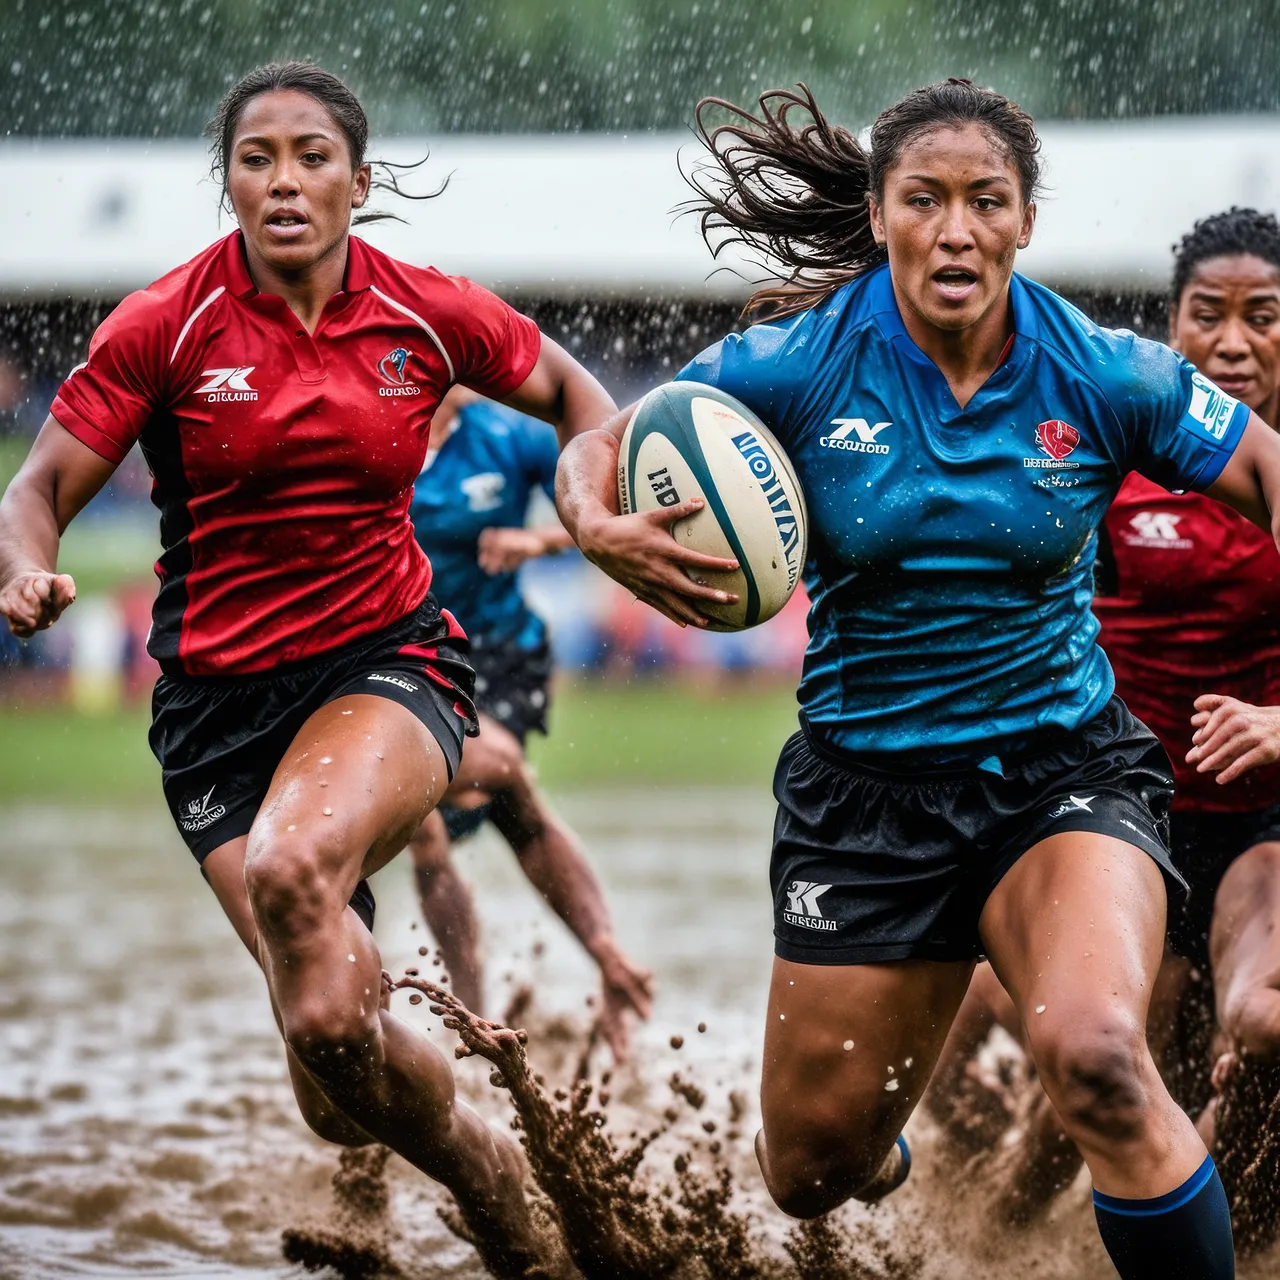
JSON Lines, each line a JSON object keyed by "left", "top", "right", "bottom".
{"left": 223, "top": 230, "right": 375, "bottom": 299}
{"left": 868, "top": 264, "right": 1038, "bottom": 415}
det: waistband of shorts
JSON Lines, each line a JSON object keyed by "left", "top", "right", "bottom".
{"left": 798, "top": 702, "right": 1119, "bottom": 782}
{"left": 157, "top": 594, "right": 440, "bottom": 687}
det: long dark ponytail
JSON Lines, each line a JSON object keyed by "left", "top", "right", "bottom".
{"left": 688, "top": 79, "right": 1043, "bottom": 322}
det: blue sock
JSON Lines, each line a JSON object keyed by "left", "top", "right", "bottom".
{"left": 1093, "top": 1154, "right": 1234, "bottom": 1279}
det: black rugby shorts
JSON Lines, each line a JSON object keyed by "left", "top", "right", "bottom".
{"left": 770, "top": 696, "right": 1180, "bottom": 964}
{"left": 150, "top": 596, "right": 478, "bottom": 931}
{"left": 438, "top": 636, "right": 553, "bottom": 842}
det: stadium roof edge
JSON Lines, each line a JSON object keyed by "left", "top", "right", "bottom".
{"left": 2, "top": 118, "right": 1279, "bottom": 300}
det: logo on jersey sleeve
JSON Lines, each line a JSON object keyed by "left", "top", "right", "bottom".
{"left": 1180, "top": 370, "right": 1241, "bottom": 443}
{"left": 1023, "top": 419, "right": 1081, "bottom": 470}
{"left": 1122, "top": 510, "right": 1194, "bottom": 550}
{"left": 377, "top": 346, "right": 422, "bottom": 397}
{"left": 820, "top": 418, "right": 893, "bottom": 454}
{"left": 197, "top": 367, "right": 258, "bottom": 402}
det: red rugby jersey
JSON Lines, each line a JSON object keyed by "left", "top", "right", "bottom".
{"left": 1095, "top": 472, "right": 1280, "bottom": 812}
{"left": 52, "top": 233, "right": 541, "bottom": 677}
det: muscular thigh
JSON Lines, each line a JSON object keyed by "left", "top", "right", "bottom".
{"left": 980, "top": 831, "right": 1168, "bottom": 1053}
{"left": 253, "top": 692, "right": 453, "bottom": 888}
{"left": 762, "top": 956, "right": 973, "bottom": 1151}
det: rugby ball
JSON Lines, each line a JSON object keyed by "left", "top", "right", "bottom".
{"left": 617, "top": 381, "right": 808, "bottom": 631}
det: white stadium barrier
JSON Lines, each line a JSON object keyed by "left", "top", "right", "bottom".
{"left": 1, "top": 119, "right": 1279, "bottom": 299}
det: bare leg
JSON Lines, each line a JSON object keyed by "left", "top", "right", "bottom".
{"left": 239, "top": 694, "right": 541, "bottom": 1277}
{"left": 981, "top": 832, "right": 1207, "bottom": 1200}
{"left": 1205, "top": 841, "right": 1280, "bottom": 1251}
{"left": 409, "top": 809, "right": 485, "bottom": 1013}
{"left": 924, "top": 961, "right": 1020, "bottom": 1157}
{"left": 444, "top": 713, "right": 653, "bottom": 1062}
{"left": 757, "top": 955, "right": 974, "bottom": 1218}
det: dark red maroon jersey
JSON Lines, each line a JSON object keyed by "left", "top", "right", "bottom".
{"left": 1095, "top": 472, "right": 1280, "bottom": 812}
{"left": 51, "top": 232, "right": 541, "bottom": 677}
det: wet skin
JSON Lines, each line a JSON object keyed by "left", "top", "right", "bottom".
{"left": 867, "top": 123, "right": 1035, "bottom": 409}
{"left": 933, "top": 254, "right": 1280, "bottom": 1221}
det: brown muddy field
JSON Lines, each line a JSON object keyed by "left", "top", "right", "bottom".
{"left": 2, "top": 793, "right": 1279, "bottom": 1279}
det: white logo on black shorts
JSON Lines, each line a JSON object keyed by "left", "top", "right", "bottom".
{"left": 783, "top": 880, "right": 838, "bottom": 931}
{"left": 179, "top": 784, "right": 227, "bottom": 833}
{"left": 367, "top": 673, "right": 419, "bottom": 693}
{"left": 1046, "top": 793, "right": 1096, "bottom": 821}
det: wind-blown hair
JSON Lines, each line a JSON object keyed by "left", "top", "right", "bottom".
{"left": 688, "top": 79, "right": 1043, "bottom": 321}
{"left": 206, "top": 61, "right": 443, "bottom": 226}
{"left": 1172, "top": 207, "right": 1280, "bottom": 303}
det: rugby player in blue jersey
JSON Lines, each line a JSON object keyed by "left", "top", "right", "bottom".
{"left": 407, "top": 386, "right": 652, "bottom": 1061}
{"left": 555, "top": 79, "right": 1280, "bottom": 1276}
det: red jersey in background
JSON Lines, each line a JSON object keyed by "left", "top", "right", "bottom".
{"left": 1095, "top": 472, "right": 1280, "bottom": 812}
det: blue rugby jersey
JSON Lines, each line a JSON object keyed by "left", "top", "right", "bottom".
{"left": 677, "top": 264, "right": 1249, "bottom": 760}
{"left": 410, "top": 399, "right": 559, "bottom": 650}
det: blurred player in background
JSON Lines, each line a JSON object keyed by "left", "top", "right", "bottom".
{"left": 931, "top": 207, "right": 1280, "bottom": 1250}
{"left": 0, "top": 61, "right": 619, "bottom": 1277}
{"left": 406, "top": 385, "right": 652, "bottom": 1061}
{"left": 554, "top": 79, "right": 1280, "bottom": 1278}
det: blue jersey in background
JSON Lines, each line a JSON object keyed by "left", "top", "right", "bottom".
{"left": 411, "top": 399, "right": 559, "bottom": 651}
{"left": 679, "top": 264, "right": 1248, "bottom": 760}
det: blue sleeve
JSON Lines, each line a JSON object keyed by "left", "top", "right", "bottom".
{"left": 521, "top": 417, "right": 561, "bottom": 499}
{"left": 674, "top": 313, "right": 812, "bottom": 444}
{"left": 1099, "top": 330, "right": 1250, "bottom": 491}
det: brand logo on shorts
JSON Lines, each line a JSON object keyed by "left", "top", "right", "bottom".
{"left": 367, "top": 673, "right": 419, "bottom": 693}
{"left": 1046, "top": 793, "right": 1096, "bottom": 821}
{"left": 196, "top": 367, "right": 258, "bottom": 402}
{"left": 820, "top": 419, "right": 893, "bottom": 455}
{"left": 377, "top": 346, "right": 422, "bottom": 396}
{"left": 783, "top": 880, "right": 838, "bottom": 931}
{"left": 178, "top": 784, "right": 227, "bottom": 833}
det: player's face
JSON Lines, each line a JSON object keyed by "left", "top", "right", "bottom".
{"left": 1171, "top": 254, "right": 1280, "bottom": 415}
{"left": 868, "top": 124, "right": 1034, "bottom": 335}
{"left": 227, "top": 90, "right": 371, "bottom": 276}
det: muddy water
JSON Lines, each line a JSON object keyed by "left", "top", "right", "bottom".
{"left": 2, "top": 795, "right": 1279, "bottom": 1278}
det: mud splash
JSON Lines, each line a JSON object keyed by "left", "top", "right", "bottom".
{"left": 392, "top": 974, "right": 925, "bottom": 1280}
{"left": 1215, "top": 1053, "right": 1280, "bottom": 1255}
{"left": 282, "top": 1145, "right": 402, "bottom": 1279}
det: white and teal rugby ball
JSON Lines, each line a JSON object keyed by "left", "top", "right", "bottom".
{"left": 617, "top": 381, "right": 808, "bottom": 631}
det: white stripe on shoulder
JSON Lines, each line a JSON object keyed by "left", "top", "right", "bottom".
{"left": 169, "top": 286, "right": 227, "bottom": 365}
{"left": 66, "top": 361, "right": 88, "bottom": 379}
{"left": 369, "top": 285, "right": 456, "bottom": 381}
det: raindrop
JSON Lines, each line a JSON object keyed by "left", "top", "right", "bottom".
{"left": 884, "top": 1078, "right": 900, "bottom": 1092}
{"left": 843, "top": 1039, "right": 854, "bottom": 1051}
{"left": 347, "top": 954, "right": 356, "bottom": 963}
{"left": 320, "top": 756, "right": 333, "bottom": 765}
{"left": 322, "top": 806, "right": 333, "bottom": 816}
{"left": 1035, "top": 1004, "right": 1047, "bottom": 1014}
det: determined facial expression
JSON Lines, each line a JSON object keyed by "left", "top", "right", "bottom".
{"left": 227, "top": 89, "right": 371, "bottom": 276}
{"left": 1172, "top": 254, "right": 1280, "bottom": 416}
{"left": 869, "top": 123, "right": 1035, "bottom": 336}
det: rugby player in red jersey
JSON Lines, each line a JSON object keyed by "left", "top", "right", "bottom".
{"left": 0, "top": 62, "right": 641, "bottom": 1276}
{"left": 928, "top": 208, "right": 1280, "bottom": 1245}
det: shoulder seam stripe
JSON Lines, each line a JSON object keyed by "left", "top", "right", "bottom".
{"left": 169, "top": 286, "right": 227, "bottom": 365}
{"left": 370, "top": 285, "right": 456, "bottom": 381}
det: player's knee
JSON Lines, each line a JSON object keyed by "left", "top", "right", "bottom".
{"left": 758, "top": 1123, "right": 886, "bottom": 1218}
{"left": 1032, "top": 1012, "right": 1150, "bottom": 1144}
{"left": 244, "top": 827, "right": 341, "bottom": 945}
{"left": 281, "top": 997, "right": 379, "bottom": 1086}
{"left": 1222, "top": 986, "right": 1280, "bottom": 1059}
